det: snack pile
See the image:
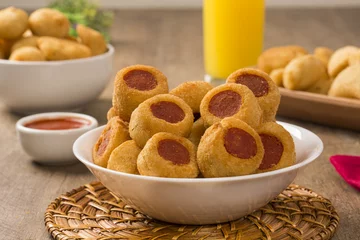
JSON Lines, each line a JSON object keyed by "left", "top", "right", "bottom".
{"left": 92, "top": 65, "right": 296, "bottom": 178}
{"left": 0, "top": 7, "right": 107, "bottom": 61}
{"left": 258, "top": 45, "right": 360, "bottom": 100}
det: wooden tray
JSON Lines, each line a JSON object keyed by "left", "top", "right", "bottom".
{"left": 45, "top": 182, "right": 339, "bottom": 240}
{"left": 278, "top": 88, "right": 360, "bottom": 131}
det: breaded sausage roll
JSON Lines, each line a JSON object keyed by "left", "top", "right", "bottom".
{"left": 93, "top": 117, "right": 130, "bottom": 167}
{"left": 200, "top": 83, "right": 262, "bottom": 129}
{"left": 113, "top": 65, "right": 169, "bottom": 121}
{"left": 227, "top": 68, "right": 280, "bottom": 122}
{"left": 107, "top": 140, "right": 141, "bottom": 174}
{"left": 170, "top": 81, "right": 213, "bottom": 118}
{"left": 129, "top": 94, "right": 193, "bottom": 148}
{"left": 137, "top": 132, "right": 199, "bottom": 178}
{"left": 197, "top": 117, "right": 264, "bottom": 178}
{"left": 256, "top": 122, "right": 296, "bottom": 173}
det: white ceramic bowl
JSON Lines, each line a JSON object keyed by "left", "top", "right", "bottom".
{"left": 73, "top": 122, "right": 323, "bottom": 225}
{"left": 17, "top": 112, "right": 98, "bottom": 165}
{"left": 0, "top": 45, "right": 114, "bottom": 113}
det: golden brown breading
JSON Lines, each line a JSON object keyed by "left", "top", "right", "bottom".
{"left": 197, "top": 117, "right": 264, "bottom": 178}
{"left": 137, "top": 132, "right": 199, "bottom": 178}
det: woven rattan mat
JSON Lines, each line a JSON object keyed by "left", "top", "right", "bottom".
{"left": 45, "top": 182, "right": 339, "bottom": 240}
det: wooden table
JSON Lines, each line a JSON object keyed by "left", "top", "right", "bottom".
{"left": 1, "top": 9, "right": 360, "bottom": 239}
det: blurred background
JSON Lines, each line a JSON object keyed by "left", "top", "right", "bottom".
{"left": 1, "top": 0, "right": 360, "bottom": 9}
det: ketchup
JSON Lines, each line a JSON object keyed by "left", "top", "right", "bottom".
{"left": 24, "top": 117, "right": 90, "bottom": 130}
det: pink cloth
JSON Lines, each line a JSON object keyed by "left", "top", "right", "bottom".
{"left": 330, "top": 155, "right": 360, "bottom": 191}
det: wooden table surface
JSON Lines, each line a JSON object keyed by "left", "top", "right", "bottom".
{"left": 1, "top": 8, "right": 360, "bottom": 240}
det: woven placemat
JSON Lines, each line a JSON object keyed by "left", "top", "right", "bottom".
{"left": 45, "top": 182, "right": 339, "bottom": 240}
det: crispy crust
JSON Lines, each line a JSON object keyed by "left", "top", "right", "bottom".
{"left": 107, "top": 107, "right": 118, "bottom": 121}
{"left": 227, "top": 68, "right": 280, "bottom": 122}
{"left": 92, "top": 117, "right": 130, "bottom": 167}
{"left": 188, "top": 118, "right": 207, "bottom": 146}
{"left": 197, "top": 117, "right": 264, "bottom": 178}
{"left": 200, "top": 83, "right": 262, "bottom": 129}
{"left": 112, "top": 65, "right": 169, "bottom": 122}
{"left": 169, "top": 81, "right": 213, "bottom": 113}
{"left": 137, "top": 132, "right": 199, "bottom": 178}
{"left": 107, "top": 140, "right": 141, "bottom": 174}
{"left": 256, "top": 122, "right": 296, "bottom": 173}
{"left": 129, "top": 94, "right": 193, "bottom": 148}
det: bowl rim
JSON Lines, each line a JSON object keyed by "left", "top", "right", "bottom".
{"left": 16, "top": 112, "right": 98, "bottom": 135}
{"left": 73, "top": 121, "right": 323, "bottom": 183}
{"left": 0, "top": 44, "right": 114, "bottom": 65}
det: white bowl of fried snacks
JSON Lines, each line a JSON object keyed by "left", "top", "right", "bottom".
{"left": 0, "top": 44, "right": 114, "bottom": 113}
{"left": 73, "top": 121, "right": 323, "bottom": 224}
{"left": 0, "top": 7, "right": 114, "bottom": 113}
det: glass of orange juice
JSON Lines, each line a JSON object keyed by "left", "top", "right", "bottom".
{"left": 203, "top": 0, "right": 265, "bottom": 85}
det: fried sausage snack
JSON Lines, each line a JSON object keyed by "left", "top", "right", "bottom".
{"left": 188, "top": 118, "right": 206, "bottom": 146}
{"left": 113, "top": 65, "right": 169, "bottom": 122}
{"left": 129, "top": 94, "right": 193, "bottom": 148}
{"left": 197, "top": 117, "right": 264, "bottom": 178}
{"left": 170, "top": 81, "right": 213, "bottom": 117}
{"left": 256, "top": 122, "right": 296, "bottom": 173}
{"left": 93, "top": 117, "right": 130, "bottom": 167}
{"left": 137, "top": 132, "right": 199, "bottom": 178}
{"left": 200, "top": 83, "right": 262, "bottom": 129}
{"left": 227, "top": 68, "right": 280, "bottom": 122}
{"left": 107, "top": 107, "right": 118, "bottom": 121}
{"left": 107, "top": 140, "right": 141, "bottom": 174}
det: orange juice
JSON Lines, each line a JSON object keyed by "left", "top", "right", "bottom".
{"left": 203, "top": 0, "right": 265, "bottom": 81}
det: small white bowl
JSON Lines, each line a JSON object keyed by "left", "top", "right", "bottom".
{"left": 73, "top": 121, "right": 323, "bottom": 225}
{"left": 0, "top": 45, "right": 114, "bottom": 113}
{"left": 17, "top": 112, "right": 98, "bottom": 165}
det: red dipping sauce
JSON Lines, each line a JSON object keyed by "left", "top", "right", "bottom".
{"left": 24, "top": 117, "right": 90, "bottom": 130}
